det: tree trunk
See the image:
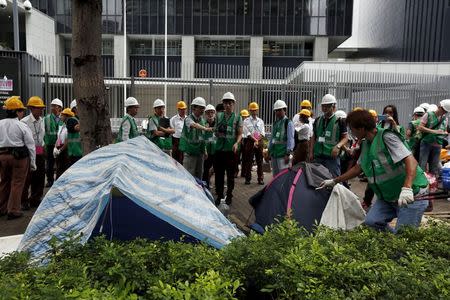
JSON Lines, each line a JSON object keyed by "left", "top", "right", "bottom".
{"left": 71, "top": 0, "right": 112, "bottom": 154}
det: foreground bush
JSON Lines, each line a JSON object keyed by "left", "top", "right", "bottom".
{"left": 1, "top": 220, "right": 449, "bottom": 299}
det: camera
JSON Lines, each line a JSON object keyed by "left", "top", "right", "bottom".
{"left": 24, "top": 0, "right": 32, "bottom": 11}
{"left": 0, "top": 0, "right": 7, "bottom": 9}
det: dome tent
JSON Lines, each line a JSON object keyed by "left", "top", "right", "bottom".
{"left": 19, "top": 137, "right": 242, "bottom": 261}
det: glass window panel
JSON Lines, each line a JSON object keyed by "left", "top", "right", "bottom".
{"left": 107, "top": 0, "right": 116, "bottom": 14}
{"left": 319, "top": 0, "right": 327, "bottom": 16}
{"left": 318, "top": 16, "right": 326, "bottom": 34}
{"left": 193, "top": 0, "right": 201, "bottom": 15}
{"left": 227, "top": 0, "right": 235, "bottom": 15}
{"left": 311, "top": 0, "right": 319, "bottom": 15}
{"left": 310, "top": 16, "right": 318, "bottom": 34}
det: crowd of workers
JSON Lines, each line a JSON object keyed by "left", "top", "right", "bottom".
{"left": 1, "top": 92, "right": 449, "bottom": 232}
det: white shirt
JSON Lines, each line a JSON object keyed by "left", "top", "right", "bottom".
{"left": 243, "top": 116, "right": 265, "bottom": 138}
{"left": 56, "top": 124, "right": 68, "bottom": 147}
{"left": 0, "top": 118, "right": 36, "bottom": 168}
{"left": 21, "top": 114, "right": 45, "bottom": 146}
{"left": 170, "top": 114, "right": 186, "bottom": 138}
{"left": 292, "top": 114, "right": 314, "bottom": 138}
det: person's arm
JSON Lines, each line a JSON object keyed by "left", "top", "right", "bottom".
{"left": 233, "top": 126, "right": 243, "bottom": 154}
{"left": 191, "top": 122, "right": 213, "bottom": 132}
{"left": 23, "top": 125, "right": 36, "bottom": 170}
{"left": 286, "top": 121, "right": 295, "bottom": 153}
{"left": 334, "top": 164, "right": 362, "bottom": 184}
{"left": 159, "top": 126, "right": 175, "bottom": 135}
{"left": 121, "top": 121, "right": 131, "bottom": 141}
{"left": 260, "top": 120, "right": 266, "bottom": 138}
{"left": 402, "top": 155, "right": 417, "bottom": 188}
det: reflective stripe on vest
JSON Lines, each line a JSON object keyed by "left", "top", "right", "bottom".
{"left": 179, "top": 114, "right": 206, "bottom": 155}
{"left": 215, "top": 112, "right": 239, "bottom": 152}
{"left": 270, "top": 117, "right": 289, "bottom": 158}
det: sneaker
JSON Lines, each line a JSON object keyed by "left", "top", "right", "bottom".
{"left": 215, "top": 197, "right": 222, "bottom": 206}
{"left": 258, "top": 180, "right": 265, "bottom": 185}
{"left": 225, "top": 196, "right": 232, "bottom": 205}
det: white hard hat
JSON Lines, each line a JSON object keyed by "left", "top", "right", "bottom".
{"left": 334, "top": 110, "right": 347, "bottom": 119}
{"left": 321, "top": 94, "right": 337, "bottom": 105}
{"left": 222, "top": 92, "right": 236, "bottom": 102}
{"left": 125, "top": 97, "right": 139, "bottom": 107}
{"left": 419, "top": 102, "right": 430, "bottom": 111}
{"left": 153, "top": 99, "right": 165, "bottom": 108}
{"left": 428, "top": 104, "right": 438, "bottom": 112}
{"left": 191, "top": 97, "right": 206, "bottom": 108}
{"left": 273, "top": 99, "right": 287, "bottom": 110}
{"left": 51, "top": 98, "right": 63, "bottom": 107}
{"left": 70, "top": 99, "right": 77, "bottom": 109}
{"left": 205, "top": 104, "right": 216, "bottom": 111}
{"left": 413, "top": 106, "right": 425, "bottom": 114}
{"left": 440, "top": 99, "right": 450, "bottom": 112}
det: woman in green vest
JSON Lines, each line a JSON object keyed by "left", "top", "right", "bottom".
{"left": 320, "top": 109, "right": 429, "bottom": 233}
{"left": 117, "top": 97, "right": 140, "bottom": 142}
{"left": 379, "top": 105, "right": 406, "bottom": 137}
{"left": 179, "top": 97, "right": 213, "bottom": 179}
{"left": 145, "top": 99, "right": 174, "bottom": 155}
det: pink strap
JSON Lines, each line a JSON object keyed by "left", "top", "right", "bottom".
{"left": 266, "top": 168, "right": 290, "bottom": 190}
{"left": 287, "top": 168, "right": 303, "bottom": 215}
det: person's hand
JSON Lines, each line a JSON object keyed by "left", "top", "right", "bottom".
{"left": 387, "top": 116, "right": 397, "bottom": 126}
{"left": 30, "top": 163, "right": 37, "bottom": 172}
{"left": 232, "top": 143, "right": 239, "bottom": 154}
{"left": 204, "top": 153, "right": 208, "bottom": 160}
{"left": 53, "top": 148, "right": 60, "bottom": 158}
{"left": 331, "top": 146, "right": 340, "bottom": 158}
{"left": 318, "top": 179, "right": 336, "bottom": 190}
{"left": 284, "top": 154, "right": 290, "bottom": 165}
{"left": 398, "top": 187, "right": 414, "bottom": 207}
{"left": 254, "top": 140, "right": 259, "bottom": 148}
{"left": 205, "top": 127, "right": 213, "bottom": 132}
{"left": 75, "top": 124, "right": 80, "bottom": 131}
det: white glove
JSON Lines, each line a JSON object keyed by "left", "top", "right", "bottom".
{"left": 318, "top": 179, "right": 337, "bottom": 190}
{"left": 398, "top": 187, "right": 414, "bottom": 207}
{"left": 53, "top": 148, "right": 60, "bottom": 158}
{"left": 30, "top": 163, "right": 37, "bottom": 172}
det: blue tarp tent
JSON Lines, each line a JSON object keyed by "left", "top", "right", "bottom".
{"left": 19, "top": 137, "right": 243, "bottom": 260}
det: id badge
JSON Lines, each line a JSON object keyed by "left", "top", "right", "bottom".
{"left": 36, "top": 146, "right": 44, "bottom": 155}
{"left": 275, "top": 132, "right": 281, "bottom": 138}
{"left": 325, "top": 131, "right": 331, "bottom": 137}
{"left": 318, "top": 137, "right": 325, "bottom": 143}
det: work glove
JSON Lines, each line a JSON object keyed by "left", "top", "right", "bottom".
{"left": 30, "top": 163, "right": 37, "bottom": 172}
{"left": 398, "top": 187, "right": 414, "bottom": 207}
{"left": 53, "top": 148, "right": 60, "bottom": 158}
{"left": 318, "top": 179, "right": 336, "bottom": 190}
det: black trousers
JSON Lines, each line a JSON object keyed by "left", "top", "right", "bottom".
{"left": 202, "top": 154, "right": 214, "bottom": 188}
{"left": 214, "top": 151, "right": 236, "bottom": 201}
{"left": 45, "top": 144, "right": 55, "bottom": 184}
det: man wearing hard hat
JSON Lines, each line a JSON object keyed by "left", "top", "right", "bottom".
{"left": 53, "top": 108, "right": 75, "bottom": 178}
{"left": 146, "top": 99, "right": 175, "bottom": 155}
{"left": 179, "top": 97, "right": 213, "bottom": 178}
{"left": 21, "top": 96, "right": 46, "bottom": 209}
{"left": 242, "top": 102, "right": 265, "bottom": 185}
{"left": 66, "top": 99, "right": 82, "bottom": 166}
{"left": 269, "top": 100, "right": 295, "bottom": 176}
{"left": 0, "top": 97, "right": 36, "bottom": 219}
{"left": 170, "top": 101, "right": 187, "bottom": 164}
{"left": 406, "top": 106, "right": 425, "bottom": 161}
{"left": 117, "top": 97, "right": 140, "bottom": 142}
{"left": 310, "top": 94, "right": 348, "bottom": 177}
{"left": 43, "top": 98, "right": 63, "bottom": 187}
{"left": 213, "top": 92, "right": 243, "bottom": 205}
{"left": 292, "top": 100, "right": 314, "bottom": 138}
{"left": 418, "top": 99, "right": 450, "bottom": 176}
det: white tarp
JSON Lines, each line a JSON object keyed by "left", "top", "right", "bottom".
{"left": 0, "top": 234, "right": 23, "bottom": 258}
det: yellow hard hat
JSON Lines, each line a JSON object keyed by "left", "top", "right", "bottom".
{"left": 368, "top": 109, "right": 378, "bottom": 117}
{"left": 353, "top": 107, "right": 364, "bottom": 112}
{"left": 240, "top": 109, "right": 250, "bottom": 117}
{"left": 5, "top": 96, "right": 25, "bottom": 110}
{"left": 176, "top": 101, "right": 187, "bottom": 109}
{"left": 248, "top": 102, "right": 259, "bottom": 111}
{"left": 299, "top": 109, "right": 311, "bottom": 117}
{"left": 61, "top": 108, "right": 75, "bottom": 117}
{"left": 27, "top": 96, "right": 46, "bottom": 108}
{"left": 300, "top": 100, "right": 312, "bottom": 108}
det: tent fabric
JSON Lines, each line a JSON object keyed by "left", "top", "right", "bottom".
{"left": 19, "top": 136, "right": 243, "bottom": 260}
{"left": 320, "top": 184, "right": 366, "bottom": 230}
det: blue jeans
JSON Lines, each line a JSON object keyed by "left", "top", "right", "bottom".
{"left": 365, "top": 198, "right": 429, "bottom": 233}
{"left": 315, "top": 157, "right": 341, "bottom": 177}
{"left": 419, "top": 141, "right": 441, "bottom": 175}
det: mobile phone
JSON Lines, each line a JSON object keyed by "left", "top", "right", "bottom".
{"left": 378, "top": 115, "right": 387, "bottom": 121}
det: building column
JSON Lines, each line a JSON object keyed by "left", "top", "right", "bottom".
{"left": 114, "top": 35, "right": 128, "bottom": 78}
{"left": 250, "top": 37, "right": 263, "bottom": 79}
{"left": 181, "top": 36, "right": 195, "bottom": 79}
{"left": 313, "top": 37, "right": 329, "bottom": 61}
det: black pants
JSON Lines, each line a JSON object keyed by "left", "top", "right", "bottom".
{"left": 202, "top": 154, "right": 214, "bottom": 188}
{"left": 45, "top": 144, "right": 55, "bottom": 184}
{"left": 214, "top": 151, "right": 236, "bottom": 202}
{"left": 22, "top": 154, "right": 45, "bottom": 207}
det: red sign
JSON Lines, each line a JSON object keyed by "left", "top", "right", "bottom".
{"left": 0, "top": 79, "right": 13, "bottom": 92}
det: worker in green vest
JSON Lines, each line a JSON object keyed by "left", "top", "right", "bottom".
{"left": 66, "top": 99, "right": 82, "bottom": 166}
{"left": 406, "top": 106, "right": 425, "bottom": 161}
{"left": 202, "top": 104, "right": 216, "bottom": 188}
{"left": 117, "top": 97, "right": 140, "bottom": 143}
{"left": 310, "top": 94, "right": 348, "bottom": 177}
{"left": 268, "top": 100, "right": 294, "bottom": 176}
{"left": 179, "top": 97, "right": 213, "bottom": 178}
{"left": 418, "top": 99, "right": 450, "bottom": 175}
{"left": 146, "top": 99, "right": 175, "bottom": 155}
{"left": 213, "top": 92, "right": 243, "bottom": 205}
{"left": 320, "top": 109, "right": 429, "bottom": 232}
{"left": 43, "top": 98, "right": 63, "bottom": 187}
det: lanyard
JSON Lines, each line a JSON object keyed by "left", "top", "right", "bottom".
{"left": 33, "top": 119, "right": 42, "bottom": 144}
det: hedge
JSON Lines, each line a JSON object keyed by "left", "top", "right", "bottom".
{"left": 1, "top": 220, "right": 449, "bottom": 299}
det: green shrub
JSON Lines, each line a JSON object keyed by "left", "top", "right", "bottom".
{"left": 0, "top": 220, "right": 449, "bottom": 299}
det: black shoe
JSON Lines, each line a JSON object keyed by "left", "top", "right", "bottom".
{"left": 7, "top": 213, "right": 24, "bottom": 220}
{"left": 225, "top": 197, "right": 232, "bottom": 205}
{"left": 258, "top": 180, "right": 265, "bottom": 185}
{"left": 215, "top": 197, "right": 222, "bottom": 206}
{"left": 245, "top": 181, "right": 251, "bottom": 185}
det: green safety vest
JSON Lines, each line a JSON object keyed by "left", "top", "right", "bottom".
{"left": 214, "top": 112, "right": 240, "bottom": 152}
{"left": 269, "top": 116, "right": 289, "bottom": 158}
{"left": 407, "top": 119, "right": 422, "bottom": 150}
{"left": 313, "top": 115, "right": 340, "bottom": 158}
{"left": 360, "top": 128, "right": 428, "bottom": 202}
{"left": 421, "top": 111, "right": 446, "bottom": 145}
{"left": 146, "top": 115, "right": 172, "bottom": 150}
{"left": 179, "top": 114, "right": 206, "bottom": 156}
{"left": 67, "top": 117, "right": 82, "bottom": 157}
{"left": 117, "top": 114, "right": 139, "bottom": 142}
{"left": 204, "top": 121, "right": 216, "bottom": 155}
{"left": 44, "top": 114, "right": 63, "bottom": 146}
